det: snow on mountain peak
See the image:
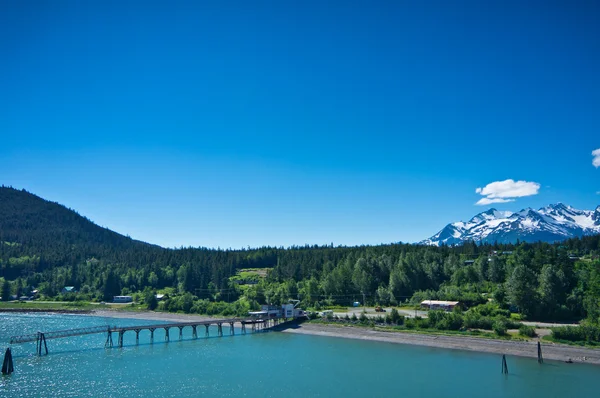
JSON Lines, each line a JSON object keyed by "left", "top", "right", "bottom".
{"left": 420, "top": 203, "right": 600, "bottom": 246}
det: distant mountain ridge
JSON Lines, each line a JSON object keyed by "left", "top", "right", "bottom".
{"left": 421, "top": 203, "right": 600, "bottom": 246}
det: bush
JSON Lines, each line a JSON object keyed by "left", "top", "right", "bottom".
{"left": 518, "top": 325, "right": 537, "bottom": 337}
{"left": 463, "top": 311, "right": 493, "bottom": 330}
{"left": 438, "top": 312, "right": 464, "bottom": 331}
{"left": 493, "top": 319, "right": 508, "bottom": 336}
{"left": 551, "top": 324, "right": 600, "bottom": 343}
{"left": 389, "top": 308, "right": 404, "bottom": 325}
{"left": 359, "top": 312, "right": 369, "bottom": 324}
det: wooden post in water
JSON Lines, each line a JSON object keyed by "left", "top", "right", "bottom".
{"left": 501, "top": 355, "right": 509, "bottom": 374}
{"left": 105, "top": 330, "right": 113, "bottom": 348}
{"left": 537, "top": 341, "right": 543, "bottom": 364}
{"left": 36, "top": 333, "right": 48, "bottom": 356}
{"left": 118, "top": 331, "right": 125, "bottom": 348}
{"left": 2, "top": 348, "right": 14, "bottom": 375}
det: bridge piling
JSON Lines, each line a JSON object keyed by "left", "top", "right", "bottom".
{"left": 36, "top": 332, "right": 48, "bottom": 356}
{"left": 192, "top": 325, "right": 197, "bottom": 338}
{"left": 105, "top": 330, "right": 113, "bottom": 348}
{"left": 135, "top": 330, "right": 140, "bottom": 345}
{"left": 205, "top": 324, "right": 209, "bottom": 337}
{"left": 149, "top": 328, "right": 155, "bottom": 343}
{"left": 217, "top": 323, "right": 223, "bottom": 337}
{"left": 178, "top": 326, "right": 184, "bottom": 340}
{"left": 164, "top": 327, "right": 170, "bottom": 342}
{"left": 118, "top": 331, "right": 125, "bottom": 348}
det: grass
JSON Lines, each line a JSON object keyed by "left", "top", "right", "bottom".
{"left": 542, "top": 335, "right": 600, "bottom": 348}
{"left": 237, "top": 268, "right": 271, "bottom": 278}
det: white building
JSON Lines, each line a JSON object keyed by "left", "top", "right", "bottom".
{"left": 113, "top": 296, "right": 133, "bottom": 303}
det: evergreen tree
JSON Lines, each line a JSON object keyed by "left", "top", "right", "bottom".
{"left": 1, "top": 278, "right": 10, "bottom": 301}
{"left": 507, "top": 264, "right": 538, "bottom": 316}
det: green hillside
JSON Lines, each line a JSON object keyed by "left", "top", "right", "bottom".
{"left": 1, "top": 186, "right": 600, "bottom": 331}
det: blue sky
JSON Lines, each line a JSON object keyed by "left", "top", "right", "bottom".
{"left": 1, "top": 1, "right": 599, "bottom": 248}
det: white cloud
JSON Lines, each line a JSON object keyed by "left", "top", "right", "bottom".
{"left": 593, "top": 148, "right": 600, "bottom": 168}
{"left": 475, "top": 179, "right": 540, "bottom": 206}
{"left": 475, "top": 197, "right": 515, "bottom": 205}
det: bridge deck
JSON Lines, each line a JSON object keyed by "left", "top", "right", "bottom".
{"left": 10, "top": 317, "right": 271, "bottom": 344}
{"left": 10, "top": 325, "right": 113, "bottom": 344}
{"left": 109, "top": 318, "right": 262, "bottom": 332}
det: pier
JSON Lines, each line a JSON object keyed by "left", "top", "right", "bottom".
{"left": 8, "top": 316, "right": 285, "bottom": 355}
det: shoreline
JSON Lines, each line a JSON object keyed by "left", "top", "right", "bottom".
{"left": 4, "top": 309, "right": 600, "bottom": 365}
{"left": 281, "top": 322, "right": 600, "bottom": 365}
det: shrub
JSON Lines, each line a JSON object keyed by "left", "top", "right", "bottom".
{"left": 493, "top": 319, "right": 508, "bottom": 336}
{"left": 551, "top": 324, "right": 600, "bottom": 343}
{"left": 439, "top": 312, "right": 464, "bottom": 331}
{"left": 518, "top": 325, "right": 537, "bottom": 337}
{"left": 359, "top": 312, "right": 369, "bottom": 324}
{"left": 389, "top": 308, "right": 403, "bottom": 325}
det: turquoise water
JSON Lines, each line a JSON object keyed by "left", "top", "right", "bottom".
{"left": 0, "top": 313, "right": 597, "bottom": 397}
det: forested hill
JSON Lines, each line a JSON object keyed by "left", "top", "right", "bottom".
{"left": 0, "top": 186, "right": 152, "bottom": 250}
{"left": 2, "top": 186, "right": 600, "bottom": 323}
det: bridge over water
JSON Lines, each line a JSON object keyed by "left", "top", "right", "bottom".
{"left": 8, "top": 316, "right": 284, "bottom": 356}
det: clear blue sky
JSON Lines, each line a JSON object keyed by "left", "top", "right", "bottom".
{"left": 1, "top": 0, "right": 599, "bottom": 248}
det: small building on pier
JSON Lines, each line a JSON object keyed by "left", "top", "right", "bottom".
{"left": 250, "top": 304, "right": 307, "bottom": 319}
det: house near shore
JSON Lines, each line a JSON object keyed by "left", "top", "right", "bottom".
{"left": 62, "top": 286, "right": 77, "bottom": 294}
{"left": 113, "top": 295, "right": 133, "bottom": 303}
{"left": 155, "top": 293, "right": 167, "bottom": 301}
{"left": 420, "top": 300, "right": 460, "bottom": 311}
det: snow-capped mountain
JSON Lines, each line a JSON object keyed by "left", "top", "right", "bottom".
{"left": 420, "top": 203, "right": 600, "bottom": 246}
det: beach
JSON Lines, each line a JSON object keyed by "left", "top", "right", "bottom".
{"left": 79, "top": 309, "right": 600, "bottom": 365}
{"left": 281, "top": 322, "right": 600, "bottom": 365}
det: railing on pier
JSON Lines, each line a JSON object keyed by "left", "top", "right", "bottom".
{"left": 10, "top": 325, "right": 112, "bottom": 344}
{"left": 8, "top": 316, "right": 287, "bottom": 355}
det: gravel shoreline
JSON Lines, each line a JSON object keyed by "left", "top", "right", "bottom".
{"left": 281, "top": 322, "right": 600, "bottom": 365}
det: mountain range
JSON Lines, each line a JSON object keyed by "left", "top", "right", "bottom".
{"left": 421, "top": 203, "right": 600, "bottom": 246}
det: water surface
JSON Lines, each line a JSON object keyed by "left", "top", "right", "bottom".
{"left": 0, "top": 313, "right": 596, "bottom": 397}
